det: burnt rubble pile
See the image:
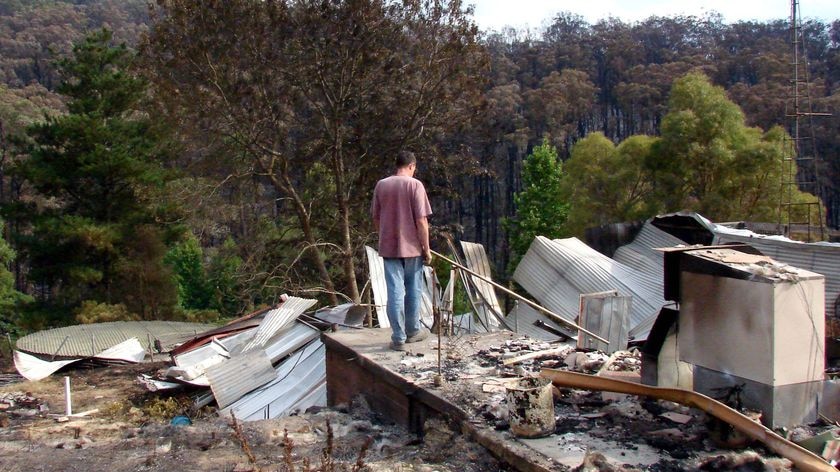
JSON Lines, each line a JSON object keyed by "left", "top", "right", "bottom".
{"left": 0, "top": 391, "right": 48, "bottom": 423}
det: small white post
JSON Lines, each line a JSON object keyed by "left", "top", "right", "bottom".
{"left": 64, "top": 376, "right": 72, "bottom": 416}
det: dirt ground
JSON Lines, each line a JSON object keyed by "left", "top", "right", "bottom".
{"left": 0, "top": 358, "right": 504, "bottom": 472}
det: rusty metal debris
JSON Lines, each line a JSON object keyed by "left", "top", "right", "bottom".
{"left": 540, "top": 368, "right": 835, "bottom": 472}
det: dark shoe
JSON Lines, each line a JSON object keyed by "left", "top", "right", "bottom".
{"left": 406, "top": 327, "right": 430, "bottom": 344}
{"left": 389, "top": 341, "right": 406, "bottom": 351}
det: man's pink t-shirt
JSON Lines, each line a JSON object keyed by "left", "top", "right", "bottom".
{"left": 371, "top": 175, "right": 432, "bottom": 258}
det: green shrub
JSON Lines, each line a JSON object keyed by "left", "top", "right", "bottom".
{"left": 74, "top": 301, "right": 140, "bottom": 324}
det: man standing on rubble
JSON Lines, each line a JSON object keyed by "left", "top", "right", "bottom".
{"left": 371, "top": 150, "right": 433, "bottom": 351}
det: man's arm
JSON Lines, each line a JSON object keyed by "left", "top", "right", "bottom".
{"left": 416, "top": 215, "right": 431, "bottom": 264}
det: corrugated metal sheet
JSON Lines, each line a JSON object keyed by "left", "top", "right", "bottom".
{"left": 14, "top": 350, "right": 80, "bottom": 381}
{"left": 578, "top": 293, "right": 630, "bottom": 353}
{"left": 221, "top": 340, "right": 326, "bottom": 421}
{"left": 513, "top": 236, "right": 666, "bottom": 341}
{"left": 16, "top": 321, "right": 216, "bottom": 358}
{"left": 172, "top": 322, "right": 319, "bottom": 387}
{"left": 366, "top": 246, "right": 389, "bottom": 327}
{"left": 206, "top": 349, "right": 277, "bottom": 409}
{"left": 365, "top": 246, "right": 434, "bottom": 329}
{"left": 713, "top": 226, "right": 840, "bottom": 317}
{"left": 239, "top": 297, "right": 317, "bottom": 353}
{"left": 460, "top": 241, "right": 502, "bottom": 328}
{"left": 506, "top": 303, "right": 565, "bottom": 342}
{"left": 14, "top": 337, "right": 147, "bottom": 381}
{"left": 613, "top": 222, "right": 684, "bottom": 295}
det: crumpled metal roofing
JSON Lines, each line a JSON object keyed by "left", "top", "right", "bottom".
{"left": 16, "top": 321, "right": 217, "bottom": 358}
{"left": 239, "top": 297, "right": 317, "bottom": 353}
{"left": 712, "top": 225, "right": 840, "bottom": 317}
{"left": 651, "top": 211, "right": 840, "bottom": 318}
{"left": 613, "top": 222, "right": 684, "bottom": 293}
{"left": 513, "top": 236, "right": 667, "bottom": 341}
{"left": 206, "top": 348, "right": 277, "bottom": 409}
{"left": 220, "top": 339, "right": 326, "bottom": 421}
{"left": 506, "top": 303, "right": 566, "bottom": 342}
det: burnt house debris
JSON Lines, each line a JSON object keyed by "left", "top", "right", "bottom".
{"left": 656, "top": 244, "right": 825, "bottom": 428}
{"left": 8, "top": 210, "right": 840, "bottom": 470}
{"left": 328, "top": 211, "right": 840, "bottom": 470}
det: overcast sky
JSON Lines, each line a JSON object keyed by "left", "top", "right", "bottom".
{"left": 469, "top": 0, "right": 840, "bottom": 32}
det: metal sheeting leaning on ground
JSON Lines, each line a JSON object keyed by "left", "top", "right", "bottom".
{"left": 169, "top": 317, "right": 320, "bottom": 388}
{"left": 206, "top": 349, "right": 277, "bottom": 409}
{"left": 14, "top": 337, "right": 147, "bottom": 381}
{"left": 366, "top": 246, "right": 390, "bottom": 327}
{"left": 460, "top": 241, "right": 503, "bottom": 329}
{"left": 513, "top": 236, "right": 667, "bottom": 342}
{"left": 160, "top": 296, "right": 327, "bottom": 419}
{"left": 15, "top": 320, "right": 217, "bottom": 358}
{"left": 504, "top": 303, "right": 565, "bottom": 342}
{"left": 220, "top": 339, "right": 326, "bottom": 421}
{"left": 365, "top": 245, "right": 436, "bottom": 329}
{"left": 612, "top": 222, "right": 684, "bottom": 295}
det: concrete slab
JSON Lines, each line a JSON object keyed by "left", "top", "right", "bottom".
{"left": 322, "top": 328, "right": 682, "bottom": 472}
{"left": 522, "top": 433, "right": 662, "bottom": 468}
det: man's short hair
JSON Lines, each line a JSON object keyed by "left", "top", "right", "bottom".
{"left": 396, "top": 150, "right": 416, "bottom": 169}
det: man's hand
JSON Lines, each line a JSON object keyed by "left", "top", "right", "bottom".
{"left": 423, "top": 249, "right": 433, "bottom": 265}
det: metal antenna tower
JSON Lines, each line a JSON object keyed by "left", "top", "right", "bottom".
{"left": 779, "top": 0, "right": 829, "bottom": 241}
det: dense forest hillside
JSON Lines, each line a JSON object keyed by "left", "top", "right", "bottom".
{"left": 0, "top": 0, "right": 837, "bottom": 327}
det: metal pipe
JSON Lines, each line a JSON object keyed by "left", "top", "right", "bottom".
{"left": 51, "top": 335, "right": 69, "bottom": 361}
{"left": 430, "top": 250, "right": 608, "bottom": 344}
{"left": 64, "top": 376, "right": 72, "bottom": 416}
{"left": 540, "top": 369, "right": 834, "bottom": 472}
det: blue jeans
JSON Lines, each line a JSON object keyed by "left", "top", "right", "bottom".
{"left": 383, "top": 257, "right": 423, "bottom": 344}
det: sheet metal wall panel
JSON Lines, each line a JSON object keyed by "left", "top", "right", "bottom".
{"left": 366, "top": 246, "right": 390, "bottom": 327}
{"left": 206, "top": 349, "right": 277, "bottom": 409}
{"left": 578, "top": 295, "right": 630, "bottom": 353}
{"left": 240, "top": 297, "right": 317, "bottom": 353}
{"left": 713, "top": 227, "right": 840, "bottom": 317}
{"left": 513, "top": 236, "right": 665, "bottom": 341}
{"left": 365, "top": 246, "right": 434, "bottom": 329}
{"left": 16, "top": 321, "right": 216, "bottom": 358}
{"left": 221, "top": 340, "right": 326, "bottom": 421}
{"left": 460, "top": 241, "right": 502, "bottom": 328}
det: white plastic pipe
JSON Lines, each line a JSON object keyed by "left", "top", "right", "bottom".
{"left": 64, "top": 376, "right": 72, "bottom": 416}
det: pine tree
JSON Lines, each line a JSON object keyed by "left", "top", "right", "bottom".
{"left": 14, "top": 29, "right": 177, "bottom": 320}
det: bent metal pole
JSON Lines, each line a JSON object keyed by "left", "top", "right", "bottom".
{"left": 429, "top": 249, "right": 608, "bottom": 345}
